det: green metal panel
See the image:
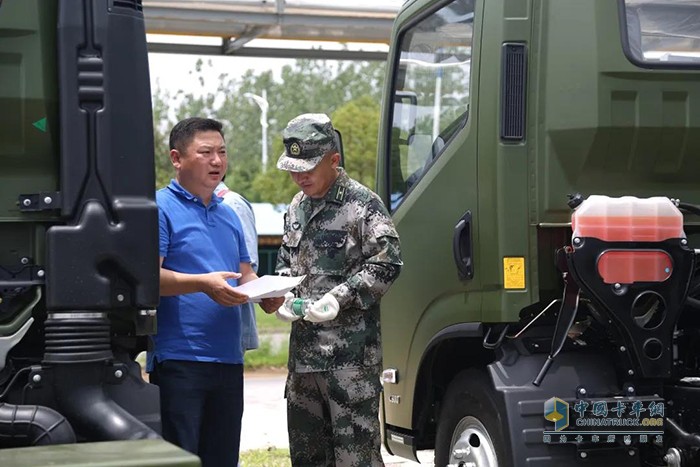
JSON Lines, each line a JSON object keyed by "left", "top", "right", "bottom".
{"left": 382, "top": 292, "right": 483, "bottom": 430}
{"left": 477, "top": 0, "right": 535, "bottom": 323}
{"left": 533, "top": 0, "right": 700, "bottom": 224}
{"left": 258, "top": 245, "right": 280, "bottom": 276}
{"left": 0, "top": 0, "right": 59, "bottom": 274}
{"left": 0, "top": 440, "right": 200, "bottom": 467}
{"left": 0, "top": 0, "right": 59, "bottom": 221}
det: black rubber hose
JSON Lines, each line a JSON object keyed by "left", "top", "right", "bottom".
{"left": 678, "top": 202, "right": 700, "bottom": 217}
{"left": 43, "top": 317, "right": 112, "bottom": 364}
{"left": 42, "top": 313, "right": 158, "bottom": 441}
{"left": 52, "top": 364, "right": 159, "bottom": 441}
{"left": 0, "top": 402, "right": 76, "bottom": 446}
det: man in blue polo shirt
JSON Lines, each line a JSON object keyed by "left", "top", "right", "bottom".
{"left": 156, "top": 117, "right": 283, "bottom": 467}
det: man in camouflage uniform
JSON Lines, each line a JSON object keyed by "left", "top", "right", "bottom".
{"left": 273, "top": 113, "right": 402, "bottom": 466}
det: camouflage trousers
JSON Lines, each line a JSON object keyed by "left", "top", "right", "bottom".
{"left": 285, "top": 366, "right": 383, "bottom": 467}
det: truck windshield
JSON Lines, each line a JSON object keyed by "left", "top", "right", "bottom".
{"left": 387, "top": 0, "right": 474, "bottom": 210}
{"left": 623, "top": 0, "right": 700, "bottom": 65}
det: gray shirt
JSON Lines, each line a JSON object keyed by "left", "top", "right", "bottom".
{"left": 216, "top": 182, "right": 259, "bottom": 352}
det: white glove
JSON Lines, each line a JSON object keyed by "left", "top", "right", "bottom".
{"left": 275, "top": 292, "right": 300, "bottom": 323}
{"left": 304, "top": 293, "right": 340, "bottom": 323}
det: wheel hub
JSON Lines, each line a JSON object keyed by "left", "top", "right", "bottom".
{"left": 449, "top": 415, "right": 498, "bottom": 467}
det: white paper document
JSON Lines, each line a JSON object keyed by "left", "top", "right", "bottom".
{"left": 234, "top": 275, "right": 306, "bottom": 303}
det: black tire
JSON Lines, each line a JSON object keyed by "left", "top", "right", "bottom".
{"left": 434, "top": 369, "right": 510, "bottom": 467}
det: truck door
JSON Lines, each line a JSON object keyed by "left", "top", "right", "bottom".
{"left": 378, "top": 0, "right": 483, "bottom": 433}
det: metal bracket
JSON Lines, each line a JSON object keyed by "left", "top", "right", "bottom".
{"left": 18, "top": 191, "right": 61, "bottom": 212}
{"left": 0, "top": 264, "right": 45, "bottom": 316}
{"left": 483, "top": 324, "right": 509, "bottom": 349}
{"left": 0, "top": 264, "right": 46, "bottom": 289}
{"left": 0, "top": 317, "right": 34, "bottom": 372}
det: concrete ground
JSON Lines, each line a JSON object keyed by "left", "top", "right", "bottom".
{"left": 242, "top": 370, "right": 434, "bottom": 466}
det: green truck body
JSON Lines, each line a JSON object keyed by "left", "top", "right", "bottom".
{"left": 0, "top": 440, "right": 199, "bottom": 467}
{"left": 377, "top": 0, "right": 700, "bottom": 465}
{"left": 0, "top": 0, "right": 198, "bottom": 464}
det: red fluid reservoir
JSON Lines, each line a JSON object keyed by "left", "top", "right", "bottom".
{"left": 572, "top": 196, "right": 685, "bottom": 284}
{"left": 572, "top": 196, "right": 684, "bottom": 242}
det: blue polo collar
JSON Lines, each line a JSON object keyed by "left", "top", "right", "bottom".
{"left": 166, "top": 179, "right": 223, "bottom": 206}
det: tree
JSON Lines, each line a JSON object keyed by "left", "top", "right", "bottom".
{"left": 152, "top": 84, "right": 174, "bottom": 188}
{"left": 151, "top": 58, "right": 386, "bottom": 202}
{"left": 247, "top": 95, "right": 381, "bottom": 203}
{"left": 331, "top": 95, "right": 380, "bottom": 189}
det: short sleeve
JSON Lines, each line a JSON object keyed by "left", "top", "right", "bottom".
{"left": 158, "top": 206, "right": 170, "bottom": 258}
{"left": 237, "top": 226, "right": 250, "bottom": 264}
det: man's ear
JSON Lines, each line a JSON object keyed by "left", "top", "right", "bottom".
{"left": 330, "top": 152, "right": 341, "bottom": 169}
{"left": 170, "top": 149, "right": 182, "bottom": 169}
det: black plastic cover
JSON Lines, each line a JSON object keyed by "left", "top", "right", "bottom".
{"left": 46, "top": 0, "right": 158, "bottom": 310}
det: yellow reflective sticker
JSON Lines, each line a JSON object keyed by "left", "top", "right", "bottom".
{"left": 503, "top": 257, "right": 525, "bottom": 289}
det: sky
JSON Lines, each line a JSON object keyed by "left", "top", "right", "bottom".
{"left": 148, "top": 52, "right": 292, "bottom": 98}
{"left": 148, "top": 35, "right": 293, "bottom": 98}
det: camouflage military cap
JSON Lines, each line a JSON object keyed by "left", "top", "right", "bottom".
{"left": 277, "top": 113, "right": 338, "bottom": 172}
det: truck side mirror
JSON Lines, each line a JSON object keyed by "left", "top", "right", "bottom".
{"left": 334, "top": 129, "right": 345, "bottom": 167}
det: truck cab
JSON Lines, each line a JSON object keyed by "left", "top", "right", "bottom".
{"left": 377, "top": 0, "right": 700, "bottom": 465}
{"left": 0, "top": 1, "right": 196, "bottom": 464}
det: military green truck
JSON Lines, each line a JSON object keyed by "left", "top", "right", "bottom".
{"left": 0, "top": 0, "right": 196, "bottom": 465}
{"left": 376, "top": 0, "right": 700, "bottom": 465}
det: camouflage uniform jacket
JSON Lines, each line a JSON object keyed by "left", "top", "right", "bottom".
{"left": 276, "top": 169, "right": 402, "bottom": 372}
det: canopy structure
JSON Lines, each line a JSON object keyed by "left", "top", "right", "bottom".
{"left": 144, "top": 0, "right": 404, "bottom": 60}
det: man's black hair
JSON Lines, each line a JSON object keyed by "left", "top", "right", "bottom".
{"left": 169, "top": 117, "right": 224, "bottom": 153}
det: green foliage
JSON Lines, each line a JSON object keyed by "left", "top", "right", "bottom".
{"left": 240, "top": 447, "right": 291, "bottom": 466}
{"left": 255, "top": 304, "right": 292, "bottom": 333}
{"left": 152, "top": 58, "right": 386, "bottom": 201}
{"left": 244, "top": 338, "right": 289, "bottom": 370}
{"left": 331, "top": 95, "right": 381, "bottom": 189}
{"left": 249, "top": 92, "right": 382, "bottom": 202}
{"left": 244, "top": 305, "right": 290, "bottom": 370}
{"left": 152, "top": 84, "right": 174, "bottom": 189}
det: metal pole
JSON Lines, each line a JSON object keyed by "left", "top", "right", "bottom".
{"left": 243, "top": 91, "right": 269, "bottom": 172}
{"left": 432, "top": 66, "right": 442, "bottom": 143}
{"left": 261, "top": 89, "right": 268, "bottom": 171}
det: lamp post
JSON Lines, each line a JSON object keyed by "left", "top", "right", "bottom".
{"left": 243, "top": 89, "right": 269, "bottom": 172}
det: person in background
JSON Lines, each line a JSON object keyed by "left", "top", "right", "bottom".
{"left": 155, "top": 117, "right": 283, "bottom": 466}
{"left": 272, "top": 113, "right": 403, "bottom": 466}
{"left": 216, "top": 176, "right": 260, "bottom": 354}
{"left": 217, "top": 171, "right": 259, "bottom": 467}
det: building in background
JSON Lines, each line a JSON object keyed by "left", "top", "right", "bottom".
{"left": 251, "top": 203, "right": 286, "bottom": 276}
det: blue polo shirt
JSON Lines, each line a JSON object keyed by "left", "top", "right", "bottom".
{"left": 155, "top": 180, "right": 250, "bottom": 365}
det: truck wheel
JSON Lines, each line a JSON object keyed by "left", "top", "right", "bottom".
{"left": 435, "top": 369, "right": 508, "bottom": 467}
